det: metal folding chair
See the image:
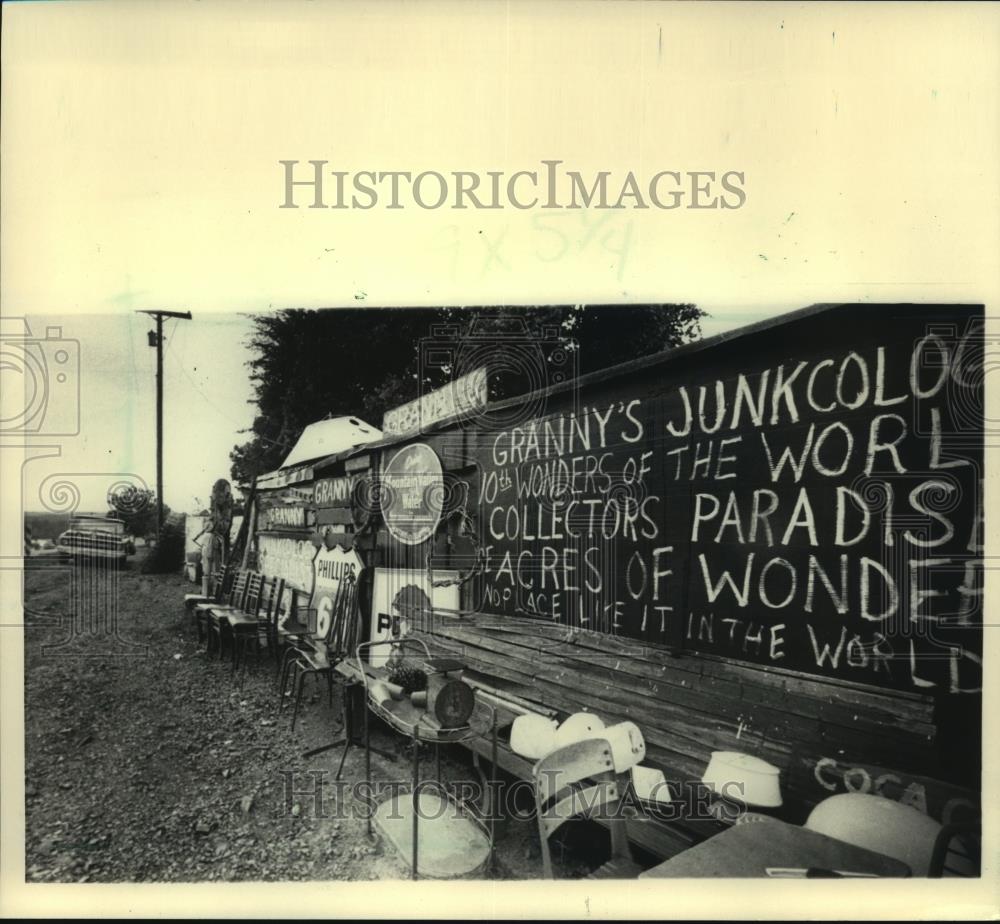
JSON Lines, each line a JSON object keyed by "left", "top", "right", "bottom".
{"left": 533, "top": 738, "right": 642, "bottom": 879}
{"left": 279, "top": 575, "right": 355, "bottom": 730}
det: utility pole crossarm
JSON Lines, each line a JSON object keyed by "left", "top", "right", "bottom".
{"left": 138, "top": 309, "right": 192, "bottom": 321}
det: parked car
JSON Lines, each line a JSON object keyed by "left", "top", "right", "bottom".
{"left": 29, "top": 538, "right": 60, "bottom": 556}
{"left": 57, "top": 515, "right": 132, "bottom": 564}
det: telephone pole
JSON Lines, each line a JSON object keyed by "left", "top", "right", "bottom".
{"left": 138, "top": 309, "right": 192, "bottom": 536}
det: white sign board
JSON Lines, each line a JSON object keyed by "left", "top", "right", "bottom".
{"left": 382, "top": 367, "right": 487, "bottom": 438}
{"left": 309, "top": 544, "right": 363, "bottom": 643}
{"left": 369, "top": 567, "right": 459, "bottom": 666}
{"left": 257, "top": 534, "right": 317, "bottom": 592}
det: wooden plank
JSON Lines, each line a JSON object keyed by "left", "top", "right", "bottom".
{"left": 470, "top": 615, "right": 935, "bottom": 723}
{"left": 451, "top": 613, "right": 936, "bottom": 728}
{"left": 412, "top": 619, "right": 944, "bottom": 797}
{"left": 422, "top": 629, "right": 795, "bottom": 774}
{"left": 424, "top": 635, "right": 926, "bottom": 781}
{"left": 316, "top": 506, "right": 355, "bottom": 527}
{"left": 417, "top": 620, "right": 937, "bottom": 758}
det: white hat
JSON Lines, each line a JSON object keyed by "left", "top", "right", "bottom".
{"left": 702, "top": 751, "right": 782, "bottom": 807}
{"left": 602, "top": 721, "right": 646, "bottom": 772}
{"left": 510, "top": 714, "right": 559, "bottom": 759}
{"left": 553, "top": 712, "right": 606, "bottom": 749}
{"left": 631, "top": 765, "right": 672, "bottom": 804}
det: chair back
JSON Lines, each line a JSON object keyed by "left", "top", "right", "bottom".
{"left": 929, "top": 823, "right": 981, "bottom": 877}
{"left": 242, "top": 572, "right": 265, "bottom": 615}
{"left": 207, "top": 565, "right": 232, "bottom": 601}
{"left": 533, "top": 738, "right": 631, "bottom": 879}
{"left": 306, "top": 578, "right": 343, "bottom": 645}
{"left": 224, "top": 571, "right": 248, "bottom": 608}
{"left": 804, "top": 793, "right": 942, "bottom": 875}
{"left": 260, "top": 575, "right": 283, "bottom": 618}
{"left": 326, "top": 573, "right": 361, "bottom": 656}
{"left": 263, "top": 577, "right": 286, "bottom": 644}
{"left": 280, "top": 587, "right": 310, "bottom": 631}
{"left": 255, "top": 575, "right": 278, "bottom": 620}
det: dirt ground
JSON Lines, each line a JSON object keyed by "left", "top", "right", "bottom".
{"left": 23, "top": 552, "right": 603, "bottom": 882}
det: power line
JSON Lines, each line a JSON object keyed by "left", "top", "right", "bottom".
{"left": 163, "top": 339, "right": 288, "bottom": 453}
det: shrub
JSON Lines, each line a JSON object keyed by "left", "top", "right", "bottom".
{"left": 142, "top": 518, "right": 186, "bottom": 573}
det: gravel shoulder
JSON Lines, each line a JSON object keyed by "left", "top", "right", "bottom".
{"left": 23, "top": 554, "right": 599, "bottom": 882}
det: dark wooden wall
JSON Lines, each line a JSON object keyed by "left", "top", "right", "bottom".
{"left": 256, "top": 304, "right": 984, "bottom": 829}
{"left": 395, "top": 304, "right": 983, "bottom": 825}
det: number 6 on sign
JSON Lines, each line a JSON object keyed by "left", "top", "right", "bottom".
{"left": 309, "top": 543, "right": 363, "bottom": 644}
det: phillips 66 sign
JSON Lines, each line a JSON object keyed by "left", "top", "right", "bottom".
{"left": 309, "top": 543, "right": 363, "bottom": 640}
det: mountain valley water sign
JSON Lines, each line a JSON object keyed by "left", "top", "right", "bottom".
{"left": 381, "top": 443, "right": 444, "bottom": 546}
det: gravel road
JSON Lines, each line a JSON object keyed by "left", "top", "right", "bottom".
{"left": 23, "top": 554, "right": 597, "bottom": 882}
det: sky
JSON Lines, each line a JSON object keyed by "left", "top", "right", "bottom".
{"left": 3, "top": 0, "right": 998, "bottom": 517}
{"left": 18, "top": 310, "right": 256, "bottom": 514}
{"left": 14, "top": 305, "right": 757, "bottom": 515}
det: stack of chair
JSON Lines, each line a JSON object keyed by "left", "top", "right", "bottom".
{"left": 229, "top": 576, "right": 286, "bottom": 685}
{"left": 185, "top": 566, "right": 230, "bottom": 630}
{"left": 193, "top": 570, "right": 249, "bottom": 649}
{"left": 206, "top": 572, "right": 263, "bottom": 660}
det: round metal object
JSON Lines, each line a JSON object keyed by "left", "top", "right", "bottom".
{"left": 432, "top": 679, "right": 475, "bottom": 728}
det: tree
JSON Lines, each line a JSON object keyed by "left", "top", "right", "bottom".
{"left": 230, "top": 304, "right": 705, "bottom": 486}
{"left": 107, "top": 487, "right": 167, "bottom": 538}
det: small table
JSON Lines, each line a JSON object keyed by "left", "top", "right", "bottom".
{"left": 356, "top": 639, "right": 496, "bottom": 880}
{"left": 639, "top": 817, "right": 911, "bottom": 878}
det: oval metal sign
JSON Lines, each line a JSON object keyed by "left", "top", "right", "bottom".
{"left": 381, "top": 443, "right": 444, "bottom": 546}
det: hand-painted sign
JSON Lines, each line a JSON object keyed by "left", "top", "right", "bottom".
{"left": 309, "top": 544, "right": 363, "bottom": 642}
{"left": 257, "top": 462, "right": 316, "bottom": 490}
{"left": 345, "top": 454, "right": 371, "bottom": 473}
{"left": 263, "top": 485, "right": 315, "bottom": 504}
{"left": 314, "top": 474, "right": 359, "bottom": 508}
{"left": 382, "top": 368, "right": 488, "bottom": 439}
{"left": 808, "top": 755, "right": 979, "bottom": 826}
{"left": 381, "top": 443, "right": 444, "bottom": 546}
{"left": 471, "top": 307, "right": 984, "bottom": 695}
{"left": 259, "top": 505, "right": 309, "bottom": 530}
{"left": 257, "top": 534, "right": 316, "bottom": 592}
